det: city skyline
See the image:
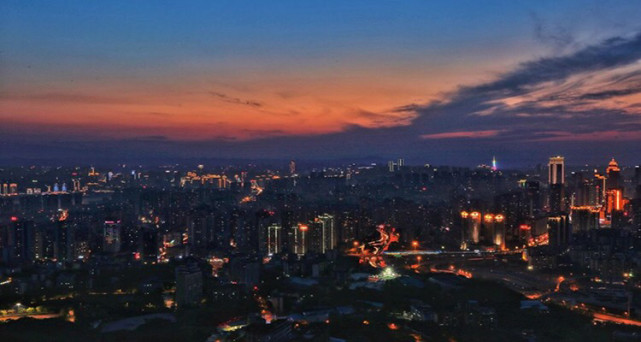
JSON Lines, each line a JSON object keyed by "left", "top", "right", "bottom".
{"left": 2, "top": 1, "right": 641, "bottom": 166}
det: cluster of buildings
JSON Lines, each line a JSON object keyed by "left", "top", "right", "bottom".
{"left": 1, "top": 158, "right": 640, "bottom": 339}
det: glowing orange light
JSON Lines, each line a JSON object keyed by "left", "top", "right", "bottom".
{"left": 10, "top": 216, "right": 18, "bottom": 222}
{"left": 484, "top": 214, "right": 494, "bottom": 222}
{"left": 470, "top": 211, "right": 480, "bottom": 219}
{"left": 412, "top": 241, "right": 419, "bottom": 248}
{"left": 388, "top": 323, "right": 399, "bottom": 330}
{"left": 460, "top": 211, "right": 469, "bottom": 218}
{"left": 299, "top": 224, "right": 308, "bottom": 231}
{"left": 519, "top": 224, "right": 531, "bottom": 230}
{"left": 495, "top": 214, "right": 504, "bottom": 222}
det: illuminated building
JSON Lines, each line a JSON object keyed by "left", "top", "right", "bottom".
{"left": 547, "top": 214, "right": 570, "bottom": 248}
{"left": 605, "top": 189, "right": 628, "bottom": 228}
{"left": 294, "top": 224, "right": 308, "bottom": 255}
{"left": 72, "top": 179, "right": 81, "bottom": 192}
{"left": 548, "top": 156, "right": 565, "bottom": 185}
{"left": 606, "top": 158, "right": 621, "bottom": 190}
{"left": 55, "top": 210, "right": 75, "bottom": 263}
{"left": 461, "top": 212, "right": 505, "bottom": 248}
{"left": 470, "top": 211, "right": 481, "bottom": 244}
{"left": 1, "top": 183, "right": 7, "bottom": 195}
{"left": 6, "top": 218, "right": 36, "bottom": 263}
{"left": 310, "top": 214, "right": 336, "bottom": 254}
{"left": 594, "top": 173, "right": 607, "bottom": 205}
{"left": 549, "top": 183, "right": 565, "bottom": 213}
{"left": 571, "top": 206, "right": 600, "bottom": 232}
{"left": 9, "top": 183, "right": 18, "bottom": 195}
{"left": 548, "top": 156, "right": 565, "bottom": 213}
{"left": 103, "top": 220, "right": 122, "bottom": 254}
{"left": 483, "top": 214, "right": 495, "bottom": 245}
{"left": 387, "top": 158, "right": 404, "bottom": 172}
{"left": 175, "top": 263, "right": 202, "bottom": 307}
{"left": 267, "top": 223, "right": 282, "bottom": 255}
{"left": 493, "top": 214, "right": 506, "bottom": 249}
{"left": 460, "top": 211, "right": 481, "bottom": 246}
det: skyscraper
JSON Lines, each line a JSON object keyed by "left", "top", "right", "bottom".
{"left": 606, "top": 158, "right": 621, "bottom": 190}
{"left": 314, "top": 214, "right": 336, "bottom": 254}
{"left": 548, "top": 156, "right": 564, "bottom": 185}
{"left": 104, "top": 220, "right": 122, "bottom": 254}
{"left": 267, "top": 223, "right": 282, "bottom": 255}
{"left": 547, "top": 214, "right": 570, "bottom": 248}
{"left": 55, "top": 214, "right": 75, "bottom": 263}
{"left": 175, "top": 263, "right": 202, "bottom": 307}
{"left": 548, "top": 156, "right": 565, "bottom": 212}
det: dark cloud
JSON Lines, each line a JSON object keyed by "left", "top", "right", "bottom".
{"left": 464, "top": 32, "right": 641, "bottom": 97}
{"left": 209, "top": 91, "right": 262, "bottom": 107}
{"left": 410, "top": 32, "right": 641, "bottom": 138}
{"left": 579, "top": 87, "right": 641, "bottom": 100}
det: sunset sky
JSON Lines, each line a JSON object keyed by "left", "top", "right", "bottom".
{"left": 1, "top": 1, "right": 641, "bottom": 166}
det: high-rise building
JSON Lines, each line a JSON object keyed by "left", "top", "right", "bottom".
{"left": 483, "top": 214, "right": 495, "bottom": 245}
{"left": 460, "top": 211, "right": 481, "bottom": 246}
{"left": 388, "top": 160, "right": 396, "bottom": 172}
{"left": 606, "top": 158, "right": 622, "bottom": 190}
{"left": 548, "top": 214, "right": 570, "bottom": 248}
{"left": 314, "top": 214, "right": 336, "bottom": 254}
{"left": 549, "top": 184, "right": 565, "bottom": 212}
{"left": 388, "top": 158, "right": 404, "bottom": 172}
{"left": 267, "top": 223, "right": 282, "bottom": 255}
{"left": 493, "top": 214, "right": 506, "bottom": 249}
{"left": 175, "top": 263, "right": 202, "bottom": 307}
{"left": 104, "top": 220, "right": 121, "bottom": 254}
{"left": 548, "top": 156, "right": 566, "bottom": 212}
{"left": 548, "top": 156, "right": 564, "bottom": 185}
{"left": 229, "top": 257, "right": 260, "bottom": 287}
{"left": 294, "top": 223, "right": 308, "bottom": 255}
{"left": 571, "top": 207, "right": 600, "bottom": 232}
{"left": 55, "top": 215, "right": 75, "bottom": 263}
{"left": 141, "top": 226, "right": 159, "bottom": 262}
{"left": 8, "top": 218, "right": 36, "bottom": 263}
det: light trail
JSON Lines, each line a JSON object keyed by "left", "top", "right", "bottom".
{"left": 593, "top": 313, "right": 641, "bottom": 327}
